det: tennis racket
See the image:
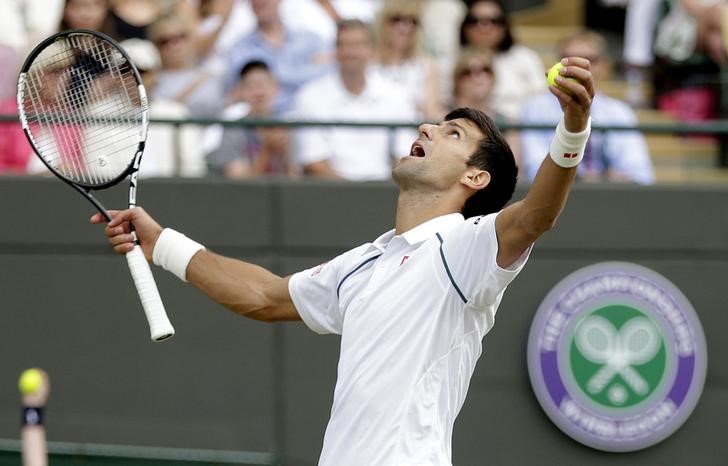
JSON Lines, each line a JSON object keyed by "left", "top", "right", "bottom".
{"left": 16, "top": 29, "right": 174, "bottom": 342}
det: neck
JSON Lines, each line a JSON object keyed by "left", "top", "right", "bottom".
{"left": 258, "top": 17, "right": 284, "bottom": 45}
{"left": 386, "top": 47, "right": 407, "bottom": 64}
{"left": 394, "top": 189, "right": 463, "bottom": 234}
{"left": 340, "top": 69, "right": 366, "bottom": 95}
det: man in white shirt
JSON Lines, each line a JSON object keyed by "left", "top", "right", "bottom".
{"left": 291, "top": 19, "right": 417, "bottom": 181}
{"left": 93, "top": 55, "right": 595, "bottom": 466}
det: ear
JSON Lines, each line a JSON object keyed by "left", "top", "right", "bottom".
{"left": 460, "top": 168, "right": 491, "bottom": 191}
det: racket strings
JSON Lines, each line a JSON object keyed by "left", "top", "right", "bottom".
{"left": 20, "top": 33, "right": 144, "bottom": 186}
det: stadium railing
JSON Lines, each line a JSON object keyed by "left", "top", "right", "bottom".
{"left": 3, "top": 113, "right": 728, "bottom": 171}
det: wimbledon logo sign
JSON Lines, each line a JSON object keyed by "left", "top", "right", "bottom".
{"left": 527, "top": 262, "right": 707, "bottom": 452}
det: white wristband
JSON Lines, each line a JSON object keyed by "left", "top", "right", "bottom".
{"left": 152, "top": 228, "right": 205, "bottom": 282}
{"left": 549, "top": 116, "right": 591, "bottom": 168}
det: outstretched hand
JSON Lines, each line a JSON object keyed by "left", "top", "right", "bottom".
{"left": 90, "top": 207, "right": 163, "bottom": 261}
{"left": 548, "top": 57, "right": 595, "bottom": 133}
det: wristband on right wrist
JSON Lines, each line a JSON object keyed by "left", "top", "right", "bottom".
{"left": 152, "top": 228, "right": 205, "bottom": 282}
{"left": 549, "top": 116, "right": 591, "bottom": 168}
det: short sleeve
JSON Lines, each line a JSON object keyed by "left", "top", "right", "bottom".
{"left": 439, "top": 213, "right": 531, "bottom": 310}
{"left": 288, "top": 245, "right": 368, "bottom": 335}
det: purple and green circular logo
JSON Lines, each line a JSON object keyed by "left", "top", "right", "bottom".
{"left": 527, "top": 262, "right": 707, "bottom": 452}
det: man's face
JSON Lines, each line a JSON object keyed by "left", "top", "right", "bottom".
{"left": 561, "top": 42, "right": 607, "bottom": 82}
{"left": 336, "top": 26, "right": 373, "bottom": 74}
{"left": 393, "top": 118, "right": 485, "bottom": 191}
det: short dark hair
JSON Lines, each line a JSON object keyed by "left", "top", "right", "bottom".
{"left": 444, "top": 108, "right": 517, "bottom": 217}
{"left": 459, "top": 0, "right": 514, "bottom": 52}
{"left": 239, "top": 59, "right": 271, "bottom": 79}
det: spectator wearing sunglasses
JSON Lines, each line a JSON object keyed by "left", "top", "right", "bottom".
{"left": 458, "top": 0, "right": 545, "bottom": 121}
{"left": 371, "top": 0, "right": 445, "bottom": 121}
{"left": 150, "top": 13, "right": 226, "bottom": 117}
{"left": 451, "top": 47, "right": 521, "bottom": 172}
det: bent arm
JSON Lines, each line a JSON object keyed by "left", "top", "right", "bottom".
{"left": 187, "top": 251, "right": 300, "bottom": 322}
{"left": 496, "top": 157, "right": 577, "bottom": 267}
{"left": 495, "top": 57, "right": 595, "bottom": 268}
{"left": 92, "top": 208, "right": 300, "bottom": 323}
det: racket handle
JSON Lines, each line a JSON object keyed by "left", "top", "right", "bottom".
{"left": 125, "top": 245, "right": 175, "bottom": 341}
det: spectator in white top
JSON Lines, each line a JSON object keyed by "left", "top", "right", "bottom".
{"left": 149, "top": 13, "right": 226, "bottom": 117}
{"left": 121, "top": 38, "right": 206, "bottom": 177}
{"left": 372, "top": 0, "right": 445, "bottom": 121}
{"left": 292, "top": 19, "right": 417, "bottom": 181}
{"left": 520, "top": 30, "right": 654, "bottom": 184}
{"left": 459, "top": 0, "right": 545, "bottom": 120}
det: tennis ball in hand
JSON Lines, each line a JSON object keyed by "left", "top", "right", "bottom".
{"left": 18, "top": 368, "right": 43, "bottom": 395}
{"left": 546, "top": 62, "right": 578, "bottom": 90}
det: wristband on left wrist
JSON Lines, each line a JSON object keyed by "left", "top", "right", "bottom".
{"left": 21, "top": 406, "right": 44, "bottom": 426}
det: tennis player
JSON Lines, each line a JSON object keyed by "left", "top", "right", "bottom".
{"left": 93, "top": 57, "right": 594, "bottom": 466}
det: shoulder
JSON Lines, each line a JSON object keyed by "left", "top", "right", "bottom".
{"left": 442, "top": 213, "right": 498, "bottom": 242}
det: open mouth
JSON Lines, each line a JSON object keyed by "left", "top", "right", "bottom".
{"left": 409, "top": 141, "right": 425, "bottom": 158}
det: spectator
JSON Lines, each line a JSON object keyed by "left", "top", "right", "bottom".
{"left": 450, "top": 46, "right": 520, "bottom": 168}
{"left": 208, "top": 60, "right": 296, "bottom": 178}
{"left": 650, "top": 0, "right": 721, "bottom": 122}
{"left": 121, "top": 38, "right": 206, "bottom": 178}
{"left": 150, "top": 13, "right": 226, "bottom": 117}
{"left": 58, "top": 0, "right": 112, "bottom": 33}
{"left": 450, "top": 48, "right": 521, "bottom": 174}
{"left": 372, "top": 0, "right": 445, "bottom": 121}
{"left": 450, "top": 47, "right": 496, "bottom": 117}
{"left": 291, "top": 19, "right": 417, "bottom": 181}
{"left": 520, "top": 30, "right": 655, "bottom": 185}
{"left": 0, "top": 44, "right": 33, "bottom": 174}
{"left": 226, "top": 0, "right": 333, "bottom": 113}
{"left": 106, "top": 0, "right": 195, "bottom": 41}
{"left": 459, "top": 0, "right": 545, "bottom": 120}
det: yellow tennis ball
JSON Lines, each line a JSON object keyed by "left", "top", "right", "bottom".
{"left": 18, "top": 368, "right": 43, "bottom": 395}
{"left": 546, "top": 62, "right": 565, "bottom": 87}
{"left": 546, "top": 62, "right": 579, "bottom": 90}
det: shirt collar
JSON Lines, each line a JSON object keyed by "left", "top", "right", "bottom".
{"left": 401, "top": 213, "right": 464, "bottom": 245}
{"left": 367, "top": 213, "right": 465, "bottom": 253}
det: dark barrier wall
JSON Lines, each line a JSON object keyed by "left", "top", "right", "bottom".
{"left": 0, "top": 178, "right": 726, "bottom": 466}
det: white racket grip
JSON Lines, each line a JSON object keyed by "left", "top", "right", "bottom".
{"left": 125, "top": 245, "right": 175, "bottom": 342}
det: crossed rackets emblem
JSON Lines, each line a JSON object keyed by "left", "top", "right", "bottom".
{"left": 575, "top": 315, "right": 662, "bottom": 397}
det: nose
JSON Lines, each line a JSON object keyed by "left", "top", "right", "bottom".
{"left": 418, "top": 123, "right": 435, "bottom": 140}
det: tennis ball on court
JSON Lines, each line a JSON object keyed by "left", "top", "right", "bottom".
{"left": 18, "top": 368, "right": 43, "bottom": 395}
{"left": 546, "top": 62, "right": 577, "bottom": 89}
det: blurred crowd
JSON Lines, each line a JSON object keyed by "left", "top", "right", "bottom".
{"left": 2, "top": 0, "right": 727, "bottom": 184}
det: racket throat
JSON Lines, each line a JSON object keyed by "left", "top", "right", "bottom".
{"left": 70, "top": 183, "right": 112, "bottom": 221}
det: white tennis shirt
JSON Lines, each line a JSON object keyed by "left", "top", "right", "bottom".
{"left": 288, "top": 212, "right": 531, "bottom": 466}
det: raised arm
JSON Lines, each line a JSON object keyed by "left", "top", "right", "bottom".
{"left": 91, "top": 208, "right": 300, "bottom": 323}
{"left": 495, "top": 57, "right": 594, "bottom": 268}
